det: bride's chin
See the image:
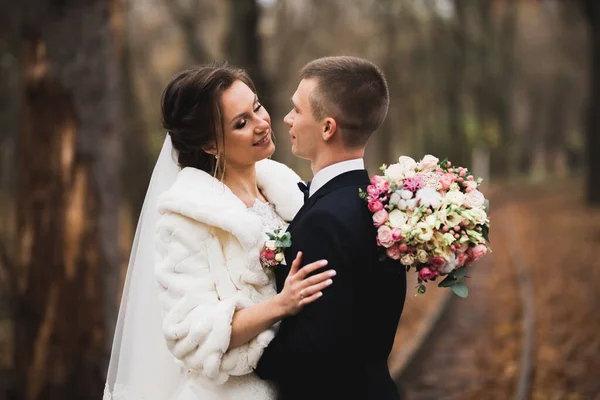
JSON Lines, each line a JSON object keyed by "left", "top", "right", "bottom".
{"left": 262, "top": 143, "right": 275, "bottom": 159}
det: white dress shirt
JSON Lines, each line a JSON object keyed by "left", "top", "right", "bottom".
{"left": 309, "top": 158, "right": 365, "bottom": 198}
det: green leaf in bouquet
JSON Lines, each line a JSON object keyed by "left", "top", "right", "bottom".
{"left": 482, "top": 224, "right": 490, "bottom": 242}
{"left": 451, "top": 282, "right": 469, "bottom": 298}
{"left": 438, "top": 274, "right": 458, "bottom": 288}
{"left": 359, "top": 188, "right": 368, "bottom": 200}
{"left": 379, "top": 164, "right": 388, "bottom": 172}
{"left": 417, "top": 284, "right": 426, "bottom": 295}
{"left": 439, "top": 158, "right": 449, "bottom": 171}
{"left": 266, "top": 233, "right": 276, "bottom": 240}
{"left": 453, "top": 267, "right": 469, "bottom": 279}
{"left": 484, "top": 199, "right": 489, "bottom": 214}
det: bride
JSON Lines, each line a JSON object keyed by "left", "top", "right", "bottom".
{"left": 104, "top": 62, "right": 335, "bottom": 399}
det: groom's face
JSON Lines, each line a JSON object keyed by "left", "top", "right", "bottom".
{"left": 284, "top": 78, "right": 323, "bottom": 160}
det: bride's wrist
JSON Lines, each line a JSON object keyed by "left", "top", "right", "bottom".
{"left": 270, "top": 293, "right": 290, "bottom": 319}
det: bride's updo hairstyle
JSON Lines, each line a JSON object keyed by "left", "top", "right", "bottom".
{"left": 161, "top": 62, "right": 257, "bottom": 179}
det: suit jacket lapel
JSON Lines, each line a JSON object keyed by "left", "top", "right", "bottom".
{"left": 286, "top": 169, "right": 370, "bottom": 232}
{"left": 279, "top": 169, "right": 370, "bottom": 290}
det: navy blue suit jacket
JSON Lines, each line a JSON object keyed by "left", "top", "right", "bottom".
{"left": 255, "top": 170, "right": 407, "bottom": 400}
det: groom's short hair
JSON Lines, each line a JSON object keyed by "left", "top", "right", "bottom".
{"left": 300, "top": 56, "right": 389, "bottom": 148}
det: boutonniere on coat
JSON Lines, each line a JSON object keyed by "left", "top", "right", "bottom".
{"left": 260, "top": 229, "right": 292, "bottom": 270}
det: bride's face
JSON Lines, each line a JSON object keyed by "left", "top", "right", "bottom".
{"left": 218, "top": 80, "right": 274, "bottom": 168}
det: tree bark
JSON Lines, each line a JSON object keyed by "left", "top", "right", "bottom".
{"left": 13, "top": 0, "right": 122, "bottom": 398}
{"left": 579, "top": 0, "right": 600, "bottom": 204}
{"left": 225, "top": 0, "right": 272, "bottom": 113}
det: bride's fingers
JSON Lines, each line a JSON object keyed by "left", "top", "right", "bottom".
{"left": 288, "top": 251, "right": 303, "bottom": 276}
{"left": 301, "top": 269, "right": 336, "bottom": 287}
{"left": 301, "top": 278, "right": 334, "bottom": 299}
{"left": 299, "top": 291, "right": 323, "bottom": 306}
{"left": 295, "top": 259, "right": 328, "bottom": 280}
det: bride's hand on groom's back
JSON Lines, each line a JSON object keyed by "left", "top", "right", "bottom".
{"left": 276, "top": 251, "right": 335, "bottom": 316}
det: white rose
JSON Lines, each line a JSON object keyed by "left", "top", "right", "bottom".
{"left": 398, "top": 156, "right": 417, "bottom": 173}
{"left": 400, "top": 189, "right": 414, "bottom": 200}
{"left": 400, "top": 253, "right": 415, "bottom": 266}
{"left": 404, "top": 169, "right": 416, "bottom": 179}
{"left": 265, "top": 240, "right": 277, "bottom": 251}
{"left": 385, "top": 163, "right": 405, "bottom": 181}
{"left": 275, "top": 252, "right": 284, "bottom": 262}
{"left": 416, "top": 187, "right": 442, "bottom": 209}
{"left": 449, "top": 182, "right": 460, "bottom": 191}
{"left": 444, "top": 190, "right": 465, "bottom": 206}
{"left": 464, "top": 189, "right": 486, "bottom": 209}
{"left": 419, "top": 154, "right": 439, "bottom": 170}
{"left": 417, "top": 249, "right": 429, "bottom": 264}
{"left": 388, "top": 209, "right": 408, "bottom": 228}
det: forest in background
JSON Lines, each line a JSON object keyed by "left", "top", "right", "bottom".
{"left": 0, "top": 0, "right": 599, "bottom": 398}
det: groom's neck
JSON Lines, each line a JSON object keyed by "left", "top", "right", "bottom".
{"left": 311, "top": 147, "right": 365, "bottom": 175}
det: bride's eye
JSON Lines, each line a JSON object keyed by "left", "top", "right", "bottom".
{"left": 236, "top": 119, "right": 247, "bottom": 129}
{"left": 254, "top": 103, "right": 262, "bottom": 113}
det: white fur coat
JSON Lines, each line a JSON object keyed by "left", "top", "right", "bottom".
{"left": 154, "top": 159, "right": 303, "bottom": 386}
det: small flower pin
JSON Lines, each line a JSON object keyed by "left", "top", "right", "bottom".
{"left": 260, "top": 229, "right": 292, "bottom": 270}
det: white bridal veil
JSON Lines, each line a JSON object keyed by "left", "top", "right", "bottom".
{"left": 104, "top": 135, "right": 182, "bottom": 400}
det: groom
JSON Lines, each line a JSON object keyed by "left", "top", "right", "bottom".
{"left": 255, "top": 56, "right": 407, "bottom": 399}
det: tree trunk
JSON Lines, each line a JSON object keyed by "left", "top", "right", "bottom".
{"left": 13, "top": 0, "right": 122, "bottom": 398}
{"left": 0, "top": 0, "right": 21, "bottom": 394}
{"left": 121, "top": 0, "right": 152, "bottom": 224}
{"left": 225, "top": 0, "right": 272, "bottom": 112}
{"left": 445, "top": 0, "right": 468, "bottom": 167}
{"left": 580, "top": 0, "right": 600, "bottom": 204}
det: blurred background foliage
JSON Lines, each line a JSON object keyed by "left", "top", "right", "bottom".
{"left": 0, "top": 0, "right": 598, "bottom": 398}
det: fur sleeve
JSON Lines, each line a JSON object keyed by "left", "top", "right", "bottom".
{"left": 154, "top": 212, "right": 265, "bottom": 383}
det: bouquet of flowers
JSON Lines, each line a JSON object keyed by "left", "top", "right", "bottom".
{"left": 359, "top": 155, "right": 491, "bottom": 298}
{"left": 260, "top": 229, "right": 292, "bottom": 270}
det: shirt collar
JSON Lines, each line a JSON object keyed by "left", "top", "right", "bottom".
{"left": 309, "top": 158, "right": 365, "bottom": 197}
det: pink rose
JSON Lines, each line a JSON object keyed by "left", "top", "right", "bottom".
{"left": 368, "top": 200, "right": 384, "bottom": 213}
{"left": 438, "top": 172, "right": 455, "bottom": 191}
{"left": 457, "top": 252, "right": 469, "bottom": 266}
{"left": 386, "top": 245, "right": 401, "bottom": 260}
{"left": 370, "top": 175, "right": 390, "bottom": 191}
{"left": 463, "top": 180, "right": 478, "bottom": 191}
{"left": 367, "top": 185, "right": 381, "bottom": 197}
{"left": 377, "top": 226, "right": 395, "bottom": 248}
{"left": 391, "top": 228, "right": 402, "bottom": 242}
{"left": 468, "top": 244, "right": 488, "bottom": 262}
{"left": 430, "top": 256, "right": 446, "bottom": 269}
{"left": 371, "top": 175, "right": 385, "bottom": 186}
{"left": 264, "top": 250, "right": 275, "bottom": 260}
{"left": 372, "top": 210, "right": 389, "bottom": 227}
{"left": 418, "top": 267, "right": 439, "bottom": 281}
{"left": 398, "top": 243, "right": 408, "bottom": 252}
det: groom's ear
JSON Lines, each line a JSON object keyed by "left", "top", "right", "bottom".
{"left": 322, "top": 117, "right": 337, "bottom": 142}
